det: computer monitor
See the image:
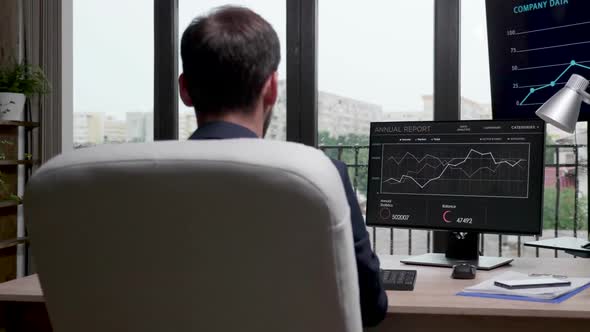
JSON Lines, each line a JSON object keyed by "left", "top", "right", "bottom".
{"left": 366, "top": 119, "right": 546, "bottom": 269}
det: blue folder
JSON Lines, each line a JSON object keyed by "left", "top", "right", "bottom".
{"left": 457, "top": 283, "right": 590, "bottom": 303}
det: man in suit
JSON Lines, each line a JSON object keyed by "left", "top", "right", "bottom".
{"left": 179, "top": 6, "right": 388, "bottom": 327}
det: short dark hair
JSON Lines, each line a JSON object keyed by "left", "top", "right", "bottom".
{"left": 180, "top": 6, "right": 281, "bottom": 114}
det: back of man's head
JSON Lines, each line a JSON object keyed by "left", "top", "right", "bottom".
{"left": 180, "top": 6, "right": 281, "bottom": 114}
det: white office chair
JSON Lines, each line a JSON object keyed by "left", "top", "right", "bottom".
{"left": 25, "top": 140, "right": 362, "bottom": 332}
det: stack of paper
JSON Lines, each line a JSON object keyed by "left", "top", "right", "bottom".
{"left": 462, "top": 271, "right": 590, "bottom": 300}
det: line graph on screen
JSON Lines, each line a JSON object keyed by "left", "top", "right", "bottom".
{"left": 380, "top": 143, "right": 530, "bottom": 198}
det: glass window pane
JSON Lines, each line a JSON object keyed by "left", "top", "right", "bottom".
{"left": 460, "top": 0, "right": 492, "bottom": 120}
{"left": 318, "top": 0, "right": 434, "bottom": 146}
{"left": 318, "top": 1, "right": 434, "bottom": 256}
{"left": 73, "top": 0, "right": 154, "bottom": 148}
{"left": 318, "top": 0, "right": 434, "bottom": 193}
{"left": 178, "top": 1, "right": 286, "bottom": 140}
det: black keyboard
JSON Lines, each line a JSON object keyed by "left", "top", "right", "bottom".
{"left": 380, "top": 269, "right": 417, "bottom": 291}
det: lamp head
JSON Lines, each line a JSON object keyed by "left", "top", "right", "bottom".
{"left": 535, "top": 74, "right": 589, "bottom": 133}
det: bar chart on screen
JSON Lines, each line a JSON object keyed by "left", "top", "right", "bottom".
{"left": 486, "top": 0, "right": 590, "bottom": 120}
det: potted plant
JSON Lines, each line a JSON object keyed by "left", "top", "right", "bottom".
{"left": 0, "top": 138, "right": 14, "bottom": 161}
{"left": 0, "top": 63, "right": 50, "bottom": 121}
{"left": 0, "top": 171, "right": 20, "bottom": 203}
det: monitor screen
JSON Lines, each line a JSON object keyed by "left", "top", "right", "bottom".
{"left": 366, "top": 120, "right": 545, "bottom": 235}
{"left": 486, "top": 0, "right": 590, "bottom": 120}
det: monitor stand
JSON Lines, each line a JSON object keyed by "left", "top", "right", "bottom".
{"left": 400, "top": 232, "right": 513, "bottom": 271}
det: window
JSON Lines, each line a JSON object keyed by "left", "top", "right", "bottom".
{"left": 318, "top": 0, "right": 434, "bottom": 255}
{"left": 177, "top": 0, "right": 287, "bottom": 140}
{"left": 73, "top": 0, "right": 154, "bottom": 148}
{"left": 70, "top": 1, "right": 587, "bottom": 257}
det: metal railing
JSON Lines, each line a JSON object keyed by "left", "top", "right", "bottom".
{"left": 319, "top": 144, "right": 589, "bottom": 258}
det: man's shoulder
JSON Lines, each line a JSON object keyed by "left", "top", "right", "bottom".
{"left": 329, "top": 158, "right": 346, "bottom": 171}
{"left": 329, "top": 158, "right": 349, "bottom": 182}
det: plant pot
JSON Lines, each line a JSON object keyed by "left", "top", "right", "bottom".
{"left": 0, "top": 92, "right": 26, "bottom": 121}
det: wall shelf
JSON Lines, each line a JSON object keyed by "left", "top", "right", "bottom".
{"left": 0, "top": 237, "right": 29, "bottom": 250}
{"left": 0, "top": 116, "right": 39, "bottom": 280}
{"left": 0, "top": 201, "right": 20, "bottom": 209}
{"left": 0, "top": 121, "right": 40, "bottom": 128}
{"left": 0, "top": 160, "right": 35, "bottom": 166}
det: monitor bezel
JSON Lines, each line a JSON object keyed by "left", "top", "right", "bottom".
{"left": 365, "top": 119, "right": 546, "bottom": 236}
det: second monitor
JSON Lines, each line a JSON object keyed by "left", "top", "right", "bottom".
{"left": 366, "top": 119, "right": 546, "bottom": 269}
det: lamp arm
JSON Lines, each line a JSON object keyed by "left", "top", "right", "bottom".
{"left": 581, "top": 90, "right": 590, "bottom": 104}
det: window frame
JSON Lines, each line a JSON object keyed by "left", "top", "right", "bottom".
{"left": 153, "top": 0, "right": 460, "bottom": 143}
{"left": 154, "top": 0, "right": 179, "bottom": 140}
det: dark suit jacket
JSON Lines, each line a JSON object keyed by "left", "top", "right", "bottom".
{"left": 190, "top": 121, "right": 388, "bottom": 327}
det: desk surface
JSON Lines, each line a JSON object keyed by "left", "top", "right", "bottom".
{"left": 380, "top": 255, "right": 590, "bottom": 319}
{"left": 0, "top": 256, "right": 589, "bottom": 320}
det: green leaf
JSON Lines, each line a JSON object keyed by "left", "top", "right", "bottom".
{"left": 0, "top": 63, "right": 51, "bottom": 96}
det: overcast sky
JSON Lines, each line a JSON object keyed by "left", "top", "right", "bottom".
{"left": 73, "top": 0, "right": 491, "bottom": 115}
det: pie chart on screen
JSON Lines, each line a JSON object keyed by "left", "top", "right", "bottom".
{"left": 443, "top": 210, "right": 453, "bottom": 223}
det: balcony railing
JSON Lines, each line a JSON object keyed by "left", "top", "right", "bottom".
{"left": 319, "top": 144, "right": 589, "bottom": 258}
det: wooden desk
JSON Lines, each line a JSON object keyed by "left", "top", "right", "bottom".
{"left": 0, "top": 257, "right": 589, "bottom": 332}
{"left": 375, "top": 255, "right": 590, "bottom": 332}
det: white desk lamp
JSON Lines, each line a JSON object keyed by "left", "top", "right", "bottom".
{"left": 532, "top": 73, "right": 590, "bottom": 253}
{"left": 535, "top": 74, "right": 590, "bottom": 133}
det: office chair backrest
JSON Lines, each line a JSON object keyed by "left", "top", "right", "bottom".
{"left": 26, "top": 140, "right": 362, "bottom": 332}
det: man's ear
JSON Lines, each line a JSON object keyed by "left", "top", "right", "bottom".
{"left": 262, "top": 72, "right": 278, "bottom": 109}
{"left": 179, "top": 73, "right": 193, "bottom": 107}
